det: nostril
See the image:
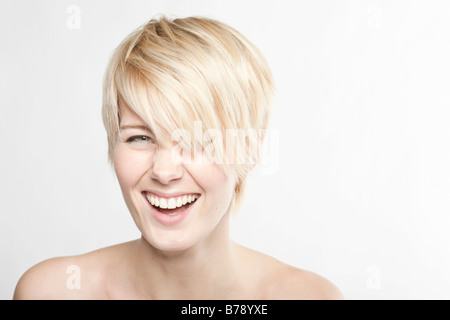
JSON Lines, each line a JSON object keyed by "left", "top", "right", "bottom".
{"left": 149, "top": 163, "right": 183, "bottom": 184}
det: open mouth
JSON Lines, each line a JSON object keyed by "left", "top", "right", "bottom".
{"left": 144, "top": 192, "right": 200, "bottom": 216}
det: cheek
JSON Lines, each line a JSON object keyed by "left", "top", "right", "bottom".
{"left": 113, "top": 146, "right": 152, "bottom": 189}
{"left": 188, "top": 163, "right": 236, "bottom": 210}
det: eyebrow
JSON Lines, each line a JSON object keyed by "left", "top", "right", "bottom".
{"left": 119, "top": 125, "right": 154, "bottom": 133}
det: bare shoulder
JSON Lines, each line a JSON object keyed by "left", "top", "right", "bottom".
{"left": 13, "top": 241, "right": 135, "bottom": 300}
{"left": 268, "top": 264, "right": 344, "bottom": 300}
{"left": 237, "top": 245, "right": 343, "bottom": 300}
{"left": 14, "top": 255, "right": 89, "bottom": 300}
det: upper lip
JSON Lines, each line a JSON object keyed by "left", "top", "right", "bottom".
{"left": 143, "top": 190, "right": 201, "bottom": 198}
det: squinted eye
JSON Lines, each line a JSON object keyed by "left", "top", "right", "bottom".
{"left": 126, "top": 135, "right": 154, "bottom": 144}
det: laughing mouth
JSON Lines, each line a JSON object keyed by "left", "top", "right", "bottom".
{"left": 144, "top": 192, "right": 199, "bottom": 215}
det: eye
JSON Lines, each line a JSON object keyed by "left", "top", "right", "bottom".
{"left": 125, "top": 135, "right": 154, "bottom": 144}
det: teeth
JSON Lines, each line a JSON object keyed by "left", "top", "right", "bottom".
{"left": 146, "top": 193, "right": 198, "bottom": 209}
{"left": 159, "top": 198, "right": 168, "bottom": 209}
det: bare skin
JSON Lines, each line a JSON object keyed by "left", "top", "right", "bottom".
{"left": 13, "top": 237, "right": 343, "bottom": 300}
{"left": 14, "top": 191, "right": 343, "bottom": 300}
{"left": 14, "top": 106, "right": 343, "bottom": 300}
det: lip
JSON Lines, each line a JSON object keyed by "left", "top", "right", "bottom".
{"left": 142, "top": 192, "right": 200, "bottom": 226}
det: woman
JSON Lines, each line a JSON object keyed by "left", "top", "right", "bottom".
{"left": 14, "top": 15, "right": 343, "bottom": 299}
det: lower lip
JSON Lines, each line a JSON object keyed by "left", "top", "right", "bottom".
{"left": 143, "top": 193, "right": 198, "bottom": 226}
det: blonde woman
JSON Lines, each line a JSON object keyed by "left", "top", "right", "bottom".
{"left": 14, "top": 16, "right": 343, "bottom": 300}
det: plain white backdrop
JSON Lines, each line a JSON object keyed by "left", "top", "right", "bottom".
{"left": 1, "top": 0, "right": 450, "bottom": 300}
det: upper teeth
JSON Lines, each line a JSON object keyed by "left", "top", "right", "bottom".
{"left": 146, "top": 193, "right": 199, "bottom": 209}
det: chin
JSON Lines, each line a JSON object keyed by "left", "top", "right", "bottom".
{"left": 141, "top": 230, "right": 199, "bottom": 253}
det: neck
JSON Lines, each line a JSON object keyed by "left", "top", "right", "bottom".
{"left": 132, "top": 213, "right": 242, "bottom": 299}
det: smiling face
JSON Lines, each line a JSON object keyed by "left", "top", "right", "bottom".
{"left": 113, "top": 104, "right": 237, "bottom": 252}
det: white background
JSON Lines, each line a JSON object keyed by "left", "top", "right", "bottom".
{"left": 1, "top": 0, "right": 449, "bottom": 300}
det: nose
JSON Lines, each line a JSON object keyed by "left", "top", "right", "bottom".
{"left": 149, "top": 143, "right": 183, "bottom": 185}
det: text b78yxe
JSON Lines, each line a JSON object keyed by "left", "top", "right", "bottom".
{"left": 226, "top": 304, "right": 268, "bottom": 315}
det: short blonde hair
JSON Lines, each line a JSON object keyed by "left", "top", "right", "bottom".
{"left": 102, "top": 15, "right": 275, "bottom": 213}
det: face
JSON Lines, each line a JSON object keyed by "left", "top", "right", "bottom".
{"left": 113, "top": 105, "right": 237, "bottom": 252}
